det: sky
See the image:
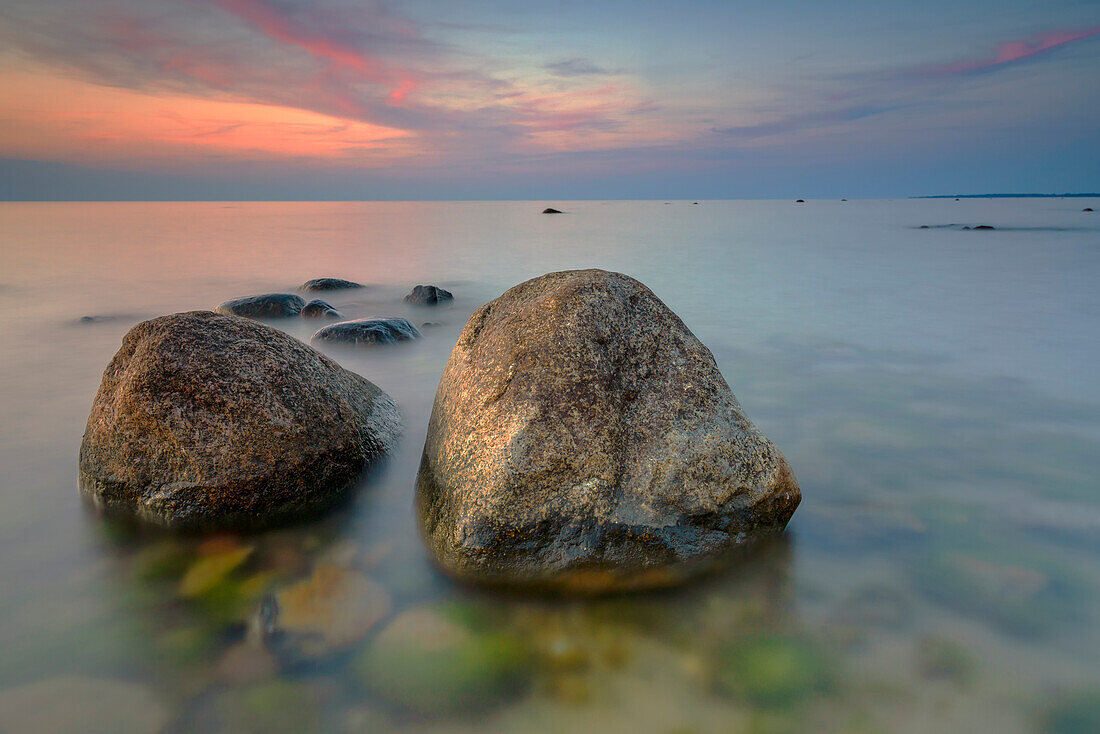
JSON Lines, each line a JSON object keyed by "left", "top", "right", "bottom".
{"left": 0, "top": 0, "right": 1098, "bottom": 200}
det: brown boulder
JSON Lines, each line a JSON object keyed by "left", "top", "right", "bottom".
{"left": 79, "top": 311, "right": 401, "bottom": 530}
{"left": 416, "top": 269, "right": 799, "bottom": 592}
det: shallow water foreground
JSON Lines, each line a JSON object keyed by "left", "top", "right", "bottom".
{"left": 0, "top": 199, "right": 1098, "bottom": 733}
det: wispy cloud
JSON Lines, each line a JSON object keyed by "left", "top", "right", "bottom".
{"left": 910, "top": 25, "right": 1100, "bottom": 77}
{"left": 713, "top": 105, "right": 901, "bottom": 140}
{"left": 545, "top": 58, "right": 610, "bottom": 76}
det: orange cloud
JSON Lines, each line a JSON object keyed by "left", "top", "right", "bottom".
{"left": 0, "top": 65, "right": 413, "bottom": 166}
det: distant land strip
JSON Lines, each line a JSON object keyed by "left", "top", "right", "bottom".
{"left": 915, "top": 193, "right": 1100, "bottom": 199}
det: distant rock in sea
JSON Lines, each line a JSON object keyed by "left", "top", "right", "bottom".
{"left": 78, "top": 311, "right": 401, "bottom": 530}
{"left": 973, "top": 225, "right": 995, "bottom": 230}
{"left": 301, "top": 299, "right": 341, "bottom": 318}
{"left": 1084, "top": 208, "right": 1094, "bottom": 212}
{"left": 796, "top": 199, "right": 805, "bottom": 203}
{"left": 312, "top": 317, "right": 421, "bottom": 346}
{"left": 215, "top": 293, "right": 304, "bottom": 318}
{"left": 404, "top": 285, "right": 453, "bottom": 306}
{"left": 542, "top": 207, "right": 563, "bottom": 214}
{"left": 919, "top": 225, "right": 929, "bottom": 229}
{"left": 416, "top": 269, "right": 800, "bottom": 592}
{"left": 300, "top": 278, "right": 363, "bottom": 291}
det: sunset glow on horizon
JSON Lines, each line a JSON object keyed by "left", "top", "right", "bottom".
{"left": 1, "top": 0, "right": 1098, "bottom": 199}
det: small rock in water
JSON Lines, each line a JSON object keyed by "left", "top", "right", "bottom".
{"left": 299, "top": 277, "right": 363, "bottom": 291}
{"left": 79, "top": 311, "right": 401, "bottom": 530}
{"left": 973, "top": 225, "right": 995, "bottom": 230}
{"left": 215, "top": 293, "right": 304, "bottom": 318}
{"left": 311, "top": 317, "right": 420, "bottom": 346}
{"left": 267, "top": 565, "right": 391, "bottom": 662}
{"left": 404, "top": 284, "right": 454, "bottom": 306}
{"left": 416, "top": 269, "right": 800, "bottom": 592}
{"left": 1083, "top": 207, "right": 1094, "bottom": 212}
{"left": 962, "top": 226, "right": 971, "bottom": 230}
{"left": 712, "top": 635, "right": 833, "bottom": 707}
{"left": 796, "top": 199, "right": 805, "bottom": 202}
{"left": 357, "top": 605, "right": 530, "bottom": 714}
{"left": 300, "top": 299, "right": 340, "bottom": 318}
{"left": 542, "top": 207, "right": 563, "bottom": 214}
{"left": 919, "top": 225, "right": 929, "bottom": 229}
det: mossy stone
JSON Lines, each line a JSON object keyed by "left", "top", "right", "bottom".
{"left": 713, "top": 635, "right": 833, "bottom": 708}
{"left": 357, "top": 605, "right": 530, "bottom": 714}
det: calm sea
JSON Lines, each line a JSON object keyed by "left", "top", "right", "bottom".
{"left": 0, "top": 200, "right": 1098, "bottom": 733}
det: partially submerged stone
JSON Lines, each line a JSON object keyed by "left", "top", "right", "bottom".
{"left": 311, "top": 317, "right": 420, "bottom": 346}
{"left": 542, "top": 207, "right": 563, "bottom": 214}
{"left": 214, "top": 293, "right": 304, "bottom": 318}
{"left": 301, "top": 299, "right": 341, "bottom": 319}
{"left": 79, "top": 311, "right": 401, "bottom": 530}
{"left": 404, "top": 284, "right": 454, "bottom": 306}
{"left": 299, "top": 277, "right": 363, "bottom": 291}
{"left": 416, "top": 269, "right": 800, "bottom": 592}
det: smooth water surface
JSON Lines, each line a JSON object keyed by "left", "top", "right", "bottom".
{"left": 0, "top": 200, "right": 1098, "bottom": 733}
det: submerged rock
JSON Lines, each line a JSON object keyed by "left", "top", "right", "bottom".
{"left": 79, "top": 311, "right": 401, "bottom": 530}
{"left": 712, "top": 635, "right": 833, "bottom": 707}
{"left": 357, "top": 605, "right": 530, "bottom": 714}
{"left": 1044, "top": 690, "right": 1100, "bottom": 734}
{"left": 542, "top": 207, "right": 563, "bottom": 214}
{"left": 215, "top": 293, "right": 304, "bottom": 318}
{"left": 311, "top": 317, "right": 420, "bottom": 346}
{"left": 404, "top": 284, "right": 454, "bottom": 306}
{"left": 416, "top": 269, "right": 800, "bottom": 592}
{"left": 266, "top": 565, "right": 391, "bottom": 662}
{"left": 0, "top": 676, "right": 169, "bottom": 734}
{"left": 299, "top": 278, "right": 363, "bottom": 291}
{"left": 301, "top": 299, "right": 341, "bottom": 319}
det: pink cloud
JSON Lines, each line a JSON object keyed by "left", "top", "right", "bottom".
{"left": 916, "top": 25, "right": 1100, "bottom": 76}
{"left": 212, "top": 0, "right": 420, "bottom": 104}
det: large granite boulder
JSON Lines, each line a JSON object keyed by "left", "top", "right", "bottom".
{"left": 311, "top": 318, "right": 420, "bottom": 346}
{"left": 416, "top": 269, "right": 799, "bottom": 592}
{"left": 214, "top": 293, "right": 304, "bottom": 318}
{"left": 79, "top": 311, "right": 401, "bottom": 530}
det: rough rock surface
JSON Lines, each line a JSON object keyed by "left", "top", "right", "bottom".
{"left": 300, "top": 278, "right": 363, "bottom": 291}
{"left": 404, "top": 285, "right": 454, "bottom": 306}
{"left": 79, "top": 311, "right": 401, "bottom": 530}
{"left": 311, "top": 318, "right": 420, "bottom": 346}
{"left": 301, "top": 299, "right": 341, "bottom": 318}
{"left": 215, "top": 293, "right": 304, "bottom": 318}
{"left": 416, "top": 269, "right": 799, "bottom": 592}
